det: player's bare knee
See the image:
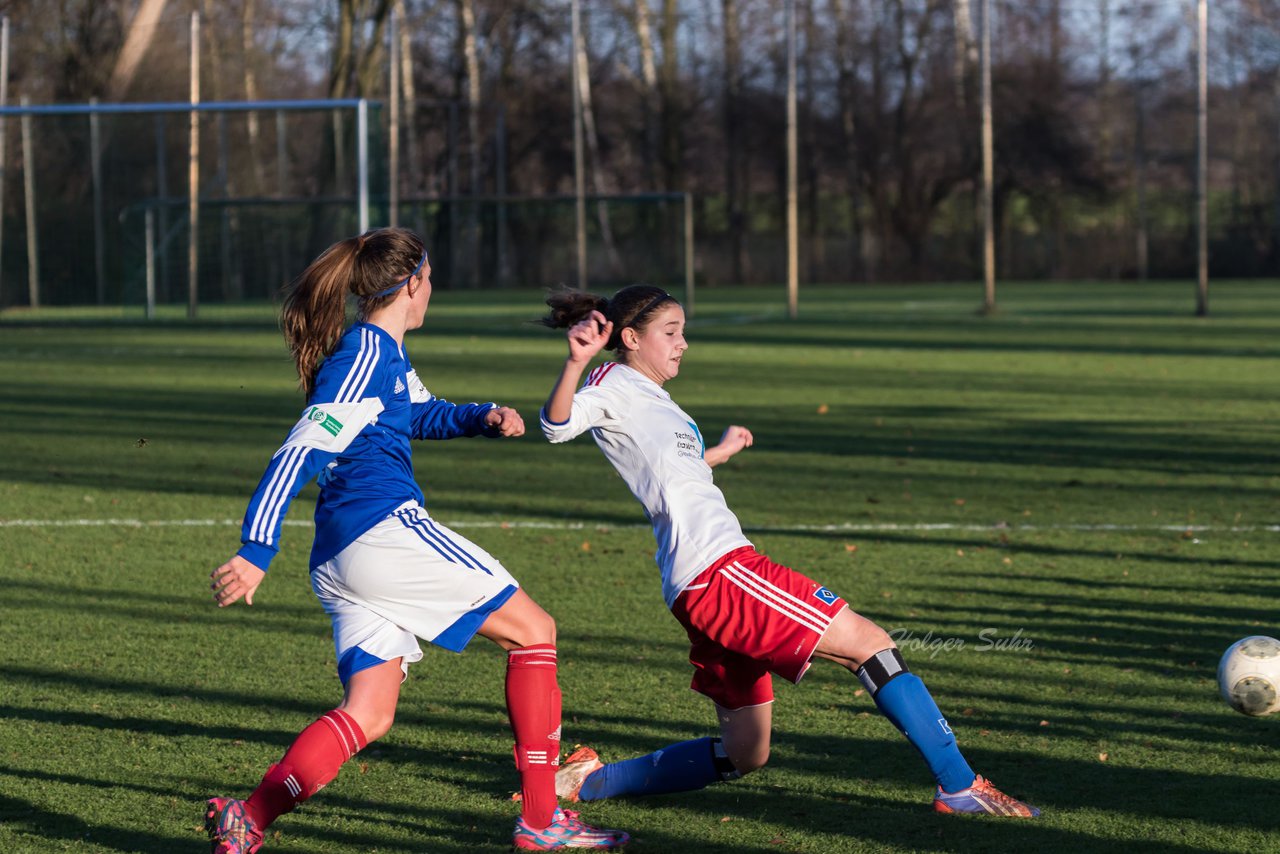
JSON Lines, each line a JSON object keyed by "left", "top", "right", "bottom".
{"left": 714, "top": 736, "right": 768, "bottom": 778}
{"left": 508, "top": 612, "right": 556, "bottom": 648}
{"left": 342, "top": 706, "right": 395, "bottom": 743}
{"left": 732, "top": 747, "right": 769, "bottom": 775}
{"left": 819, "top": 610, "right": 896, "bottom": 671}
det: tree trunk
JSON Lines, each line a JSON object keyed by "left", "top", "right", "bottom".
{"left": 330, "top": 0, "right": 357, "bottom": 98}
{"left": 242, "top": 0, "right": 265, "bottom": 194}
{"left": 356, "top": 0, "right": 392, "bottom": 97}
{"left": 460, "top": 0, "right": 481, "bottom": 287}
{"left": 834, "top": 0, "right": 864, "bottom": 282}
{"left": 632, "top": 0, "right": 660, "bottom": 191}
{"left": 658, "top": 0, "right": 683, "bottom": 192}
{"left": 722, "top": 0, "right": 748, "bottom": 284}
{"left": 107, "top": 0, "right": 170, "bottom": 101}
{"left": 394, "top": 0, "right": 420, "bottom": 197}
{"left": 575, "top": 9, "right": 624, "bottom": 276}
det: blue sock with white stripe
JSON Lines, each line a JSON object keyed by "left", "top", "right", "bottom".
{"left": 577, "top": 737, "right": 735, "bottom": 801}
{"left": 858, "top": 649, "right": 975, "bottom": 793}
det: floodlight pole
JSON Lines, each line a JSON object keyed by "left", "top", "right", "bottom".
{"left": 571, "top": 0, "right": 588, "bottom": 288}
{"left": 188, "top": 10, "right": 200, "bottom": 319}
{"left": 1194, "top": 0, "right": 1208, "bottom": 316}
{"left": 980, "top": 0, "right": 995, "bottom": 314}
{"left": 785, "top": 0, "right": 798, "bottom": 320}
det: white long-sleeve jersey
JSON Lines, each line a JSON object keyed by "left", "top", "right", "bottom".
{"left": 541, "top": 361, "right": 752, "bottom": 607}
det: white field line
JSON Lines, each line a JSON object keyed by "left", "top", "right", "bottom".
{"left": 1, "top": 518, "right": 1277, "bottom": 534}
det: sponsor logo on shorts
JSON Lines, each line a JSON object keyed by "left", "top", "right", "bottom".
{"left": 938, "top": 718, "right": 953, "bottom": 735}
{"left": 394, "top": 376, "right": 406, "bottom": 394}
{"left": 308, "top": 407, "right": 344, "bottom": 436}
{"left": 812, "top": 586, "right": 838, "bottom": 605}
{"left": 470, "top": 595, "right": 486, "bottom": 607}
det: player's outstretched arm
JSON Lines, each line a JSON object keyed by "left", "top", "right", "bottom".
{"left": 211, "top": 555, "right": 266, "bottom": 607}
{"left": 544, "top": 311, "right": 612, "bottom": 424}
{"left": 704, "top": 425, "right": 753, "bottom": 468}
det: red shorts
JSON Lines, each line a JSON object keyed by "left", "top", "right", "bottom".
{"left": 669, "top": 546, "right": 847, "bottom": 710}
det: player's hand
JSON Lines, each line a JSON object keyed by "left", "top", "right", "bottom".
{"left": 567, "top": 310, "right": 613, "bottom": 365}
{"left": 705, "top": 425, "right": 753, "bottom": 467}
{"left": 486, "top": 406, "right": 525, "bottom": 437}
{"left": 211, "top": 555, "right": 266, "bottom": 607}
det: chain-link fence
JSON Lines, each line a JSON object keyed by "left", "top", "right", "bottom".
{"left": 0, "top": 99, "right": 692, "bottom": 313}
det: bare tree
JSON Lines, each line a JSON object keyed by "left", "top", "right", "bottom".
{"left": 107, "top": 0, "right": 170, "bottom": 101}
{"left": 722, "top": 0, "right": 748, "bottom": 283}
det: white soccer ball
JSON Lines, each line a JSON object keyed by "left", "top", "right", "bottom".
{"left": 1217, "top": 635, "right": 1280, "bottom": 716}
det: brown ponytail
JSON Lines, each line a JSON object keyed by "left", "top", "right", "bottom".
{"left": 281, "top": 227, "right": 426, "bottom": 396}
{"left": 540, "top": 284, "right": 676, "bottom": 351}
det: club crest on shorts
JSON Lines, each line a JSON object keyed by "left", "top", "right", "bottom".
{"left": 812, "top": 586, "right": 838, "bottom": 605}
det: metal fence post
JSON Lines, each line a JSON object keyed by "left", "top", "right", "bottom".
{"left": 20, "top": 94, "right": 37, "bottom": 308}
{"left": 90, "top": 96, "right": 106, "bottom": 305}
{"left": 684, "top": 192, "right": 694, "bottom": 319}
{"left": 145, "top": 207, "right": 156, "bottom": 319}
{"left": 357, "top": 97, "right": 369, "bottom": 233}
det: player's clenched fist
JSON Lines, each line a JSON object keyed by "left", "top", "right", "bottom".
{"left": 211, "top": 555, "right": 266, "bottom": 607}
{"left": 485, "top": 405, "right": 525, "bottom": 437}
{"left": 568, "top": 310, "right": 613, "bottom": 364}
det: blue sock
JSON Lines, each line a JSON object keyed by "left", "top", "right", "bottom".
{"left": 577, "top": 737, "right": 732, "bottom": 801}
{"left": 866, "top": 665, "right": 976, "bottom": 794}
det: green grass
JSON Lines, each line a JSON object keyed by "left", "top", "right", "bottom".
{"left": 2, "top": 280, "right": 1278, "bottom": 853}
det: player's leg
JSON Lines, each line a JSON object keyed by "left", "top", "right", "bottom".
{"left": 477, "top": 582, "right": 630, "bottom": 849}
{"left": 814, "top": 609, "right": 1039, "bottom": 816}
{"left": 568, "top": 595, "right": 775, "bottom": 803}
{"left": 477, "top": 589, "right": 560, "bottom": 828}
{"left": 206, "top": 659, "right": 401, "bottom": 853}
{"left": 569, "top": 703, "right": 765, "bottom": 802}
{"left": 815, "top": 610, "right": 976, "bottom": 792}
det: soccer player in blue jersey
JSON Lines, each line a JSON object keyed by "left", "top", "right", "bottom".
{"left": 536, "top": 285, "right": 1039, "bottom": 819}
{"left": 204, "top": 228, "right": 628, "bottom": 853}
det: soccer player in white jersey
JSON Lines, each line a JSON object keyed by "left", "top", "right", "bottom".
{"left": 204, "top": 228, "right": 628, "bottom": 853}
{"left": 537, "top": 285, "right": 1039, "bottom": 819}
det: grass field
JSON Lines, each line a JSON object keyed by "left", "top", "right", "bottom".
{"left": 2, "top": 280, "right": 1278, "bottom": 853}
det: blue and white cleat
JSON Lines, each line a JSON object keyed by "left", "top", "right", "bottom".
{"left": 512, "top": 806, "right": 629, "bottom": 850}
{"left": 933, "top": 775, "right": 1040, "bottom": 817}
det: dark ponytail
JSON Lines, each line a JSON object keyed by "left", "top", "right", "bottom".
{"left": 540, "top": 284, "right": 677, "bottom": 351}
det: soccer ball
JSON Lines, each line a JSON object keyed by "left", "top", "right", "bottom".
{"left": 1217, "top": 636, "right": 1280, "bottom": 716}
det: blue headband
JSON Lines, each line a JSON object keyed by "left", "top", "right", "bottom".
{"left": 371, "top": 251, "right": 428, "bottom": 299}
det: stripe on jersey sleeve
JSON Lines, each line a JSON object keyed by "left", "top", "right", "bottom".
{"left": 582, "top": 362, "right": 618, "bottom": 388}
{"left": 250, "top": 445, "right": 311, "bottom": 546}
{"left": 334, "top": 328, "right": 381, "bottom": 403}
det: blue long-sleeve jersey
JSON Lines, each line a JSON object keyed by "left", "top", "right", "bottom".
{"left": 236, "top": 322, "right": 498, "bottom": 572}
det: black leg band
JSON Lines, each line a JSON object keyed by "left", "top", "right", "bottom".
{"left": 710, "top": 738, "right": 742, "bottom": 781}
{"left": 855, "top": 647, "right": 909, "bottom": 696}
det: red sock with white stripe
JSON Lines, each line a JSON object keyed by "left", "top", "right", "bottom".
{"left": 506, "top": 644, "right": 561, "bottom": 829}
{"left": 243, "top": 708, "right": 368, "bottom": 830}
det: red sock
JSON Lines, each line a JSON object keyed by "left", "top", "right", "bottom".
{"left": 244, "top": 708, "right": 367, "bottom": 830}
{"left": 506, "top": 644, "right": 561, "bottom": 829}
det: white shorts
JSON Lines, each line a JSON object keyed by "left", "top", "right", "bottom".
{"left": 311, "top": 501, "right": 519, "bottom": 685}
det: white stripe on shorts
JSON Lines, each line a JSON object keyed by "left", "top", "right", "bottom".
{"left": 717, "top": 561, "right": 832, "bottom": 635}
